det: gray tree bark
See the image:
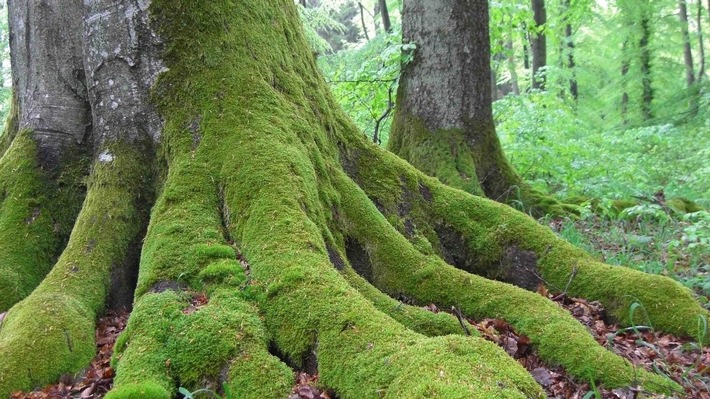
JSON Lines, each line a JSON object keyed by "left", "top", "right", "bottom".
{"left": 7, "top": 0, "right": 163, "bottom": 309}
{"left": 388, "top": 0, "right": 571, "bottom": 214}
{"left": 531, "top": 0, "right": 547, "bottom": 90}
{"left": 679, "top": 0, "right": 696, "bottom": 87}
{"left": 639, "top": 15, "right": 653, "bottom": 120}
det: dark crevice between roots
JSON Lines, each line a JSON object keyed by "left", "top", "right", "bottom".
{"left": 217, "top": 183, "right": 253, "bottom": 283}
{"left": 344, "top": 237, "right": 372, "bottom": 282}
{"left": 267, "top": 341, "right": 319, "bottom": 376}
{"left": 435, "top": 223, "right": 543, "bottom": 291}
{"left": 326, "top": 242, "right": 345, "bottom": 271}
{"left": 108, "top": 233, "right": 146, "bottom": 311}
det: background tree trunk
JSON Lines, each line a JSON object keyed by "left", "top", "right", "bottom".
{"left": 640, "top": 14, "right": 654, "bottom": 120}
{"left": 697, "top": 0, "right": 706, "bottom": 81}
{"left": 389, "top": 0, "right": 572, "bottom": 215}
{"left": 531, "top": 0, "right": 547, "bottom": 90}
{"left": 563, "top": 0, "right": 578, "bottom": 100}
{"left": 621, "top": 39, "right": 631, "bottom": 124}
{"left": 378, "top": 0, "right": 392, "bottom": 33}
{"left": 679, "top": 0, "right": 696, "bottom": 87}
{"left": 506, "top": 38, "right": 521, "bottom": 95}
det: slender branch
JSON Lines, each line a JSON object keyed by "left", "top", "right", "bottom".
{"left": 373, "top": 84, "right": 394, "bottom": 144}
{"left": 452, "top": 306, "right": 472, "bottom": 336}
{"left": 358, "top": 2, "right": 370, "bottom": 41}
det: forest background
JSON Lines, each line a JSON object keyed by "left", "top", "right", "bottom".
{"left": 295, "top": 0, "right": 710, "bottom": 297}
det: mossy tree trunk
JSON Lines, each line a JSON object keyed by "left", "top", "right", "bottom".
{"left": 0, "top": 1, "right": 707, "bottom": 398}
{"left": 388, "top": 0, "right": 571, "bottom": 217}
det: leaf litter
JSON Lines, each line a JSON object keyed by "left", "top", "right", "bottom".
{"left": 10, "top": 290, "right": 710, "bottom": 399}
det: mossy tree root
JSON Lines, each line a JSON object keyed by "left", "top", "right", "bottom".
{"left": 334, "top": 171, "right": 680, "bottom": 394}
{"left": 428, "top": 183, "right": 710, "bottom": 338}
{"left": 341, "top": 266, "right": 478, "bottom": 337}
{"left": 349, "top": 142, "right": 709, "bottom": 340}
{"left": 219, "top": 138, "right": 544, "bottom": 399}
{"left": 388, "top": 114, "right": 577, "bottom": 217}
{"left": 0, "top": 145, "right": 151, "bottom": 397}
{"left": 108, "top": 156, "right": 294, "bottom": 399}
{"left": 0, "top": 131, "right": 87, "bottom": 312}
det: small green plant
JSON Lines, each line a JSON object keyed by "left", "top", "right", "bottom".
{"left": 582, "top": 379, "right": 601, "bottom": 399}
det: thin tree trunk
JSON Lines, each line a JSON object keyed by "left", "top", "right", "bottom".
{"left": 679, "top": 0, "right": 696, "bottom": 87}
{"left": 359, "top": 2, "right": 370, "bottom": 41}
{"left": 379, "top": 0, "right": 392, "bottom": 33}
{"left": 531, "top": 0, "right": 547, "bottom": 90}
{"left": 506, "top": 38, "right": 521, "bottom": 95}
{"left": 621, "top": 40, "right": 630, "bottom": 124}
{"left": 639, "top": 15, "right": 653, "bottom": 120}
{"left": 563, "top": 0, "right": 578, "bottom": 100}
{"left": 697, "top": 0, "right": 705, "bottom": 81}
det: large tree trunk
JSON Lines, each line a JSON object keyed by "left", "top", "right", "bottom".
{"left": 388, "top": 0, "right": 571, "bottom": 216}
{"left": 531, "top": 0, "right": 547, "bottom": 90}
{"left": 0, "top": 1, "right": 706, "bottom": 398}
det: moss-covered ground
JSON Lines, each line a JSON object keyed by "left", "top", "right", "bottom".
{"left": 0, "top": 0, "right": 708, "bottom": 398}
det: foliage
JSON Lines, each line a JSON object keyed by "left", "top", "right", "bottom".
{"left": 298, "top": 2, "right": 347, "bottom": 54}
{"left": 494, "top": 88, "right": 710, "bottom": 207}
{"left": 318, "top": 23, "right": 412, "bottom": 144}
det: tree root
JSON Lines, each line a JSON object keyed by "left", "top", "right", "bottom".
{"left": 0, "top": 131, "right": 86, "bottom": 311}
{"left": 0, "top": 146, "right": 151, "bottom": 397}
{"left": 334, "top": 171, "right": 681, "bottom": 394}
{"left": 428, "top": 184, "right": 710, "bottom": 338}
{"left": 109, "top": 156, "right": 294, "bottom": 399}
{"left": 341, "top": 266, "right": 477, "bottom": 337}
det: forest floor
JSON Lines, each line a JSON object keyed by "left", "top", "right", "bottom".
{"left": 9, "top": 216, "right": 710, "bottom": 399}
{"left": 10, "top": 286, "right": 709, "bottom": 399}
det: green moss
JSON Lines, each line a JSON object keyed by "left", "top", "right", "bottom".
{"left": 0, "top": 130, "right": 87, "bottom": 311}
{"left": 388, "top": 111, "right": 575, "bottom": 218}
{"left": 666, "top": 197, "right": 703, "bottom": 213}
{"left": 0, "top": 293, "right": 94, "bottom": 397}
{"left": 104, "top": 382, "right": 171, "bottom": 399}
{"left": 426, "top": 186, "right": 709, "bottom": 338}
{"left": 198, "top": 259, "right": 246, "bottom": 288}
{"left": 341, "top": 266, "right": 478, "bottom": 337}
{"left": 388, "top": 114, "right": 485, "bottom": 196}
{"left": 335, "top": 171, "right": 680, "bottom": 394}
{"left": 136, "top": 0, "right": 547, "bottom": 397}
{"left": 0, "top": 144, "right": 152, "bottom": 396}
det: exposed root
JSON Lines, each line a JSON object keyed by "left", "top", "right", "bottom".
{"left": 0, "top": 131, "right": 86, "bottom": 311}
{"left": 334, "top": 171, "right": 681, "bottom": 394}
{"left": 429, "top": 184, "right": 710, "bottom": 337}
{"left": 0, "top": 146, "right": 151, "bottom": 397}
{"left": 109, "top": 155, "right": 293, "bottom": 398}
{"left": 341, "top": 264, "right": 477, "bottom": 337}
